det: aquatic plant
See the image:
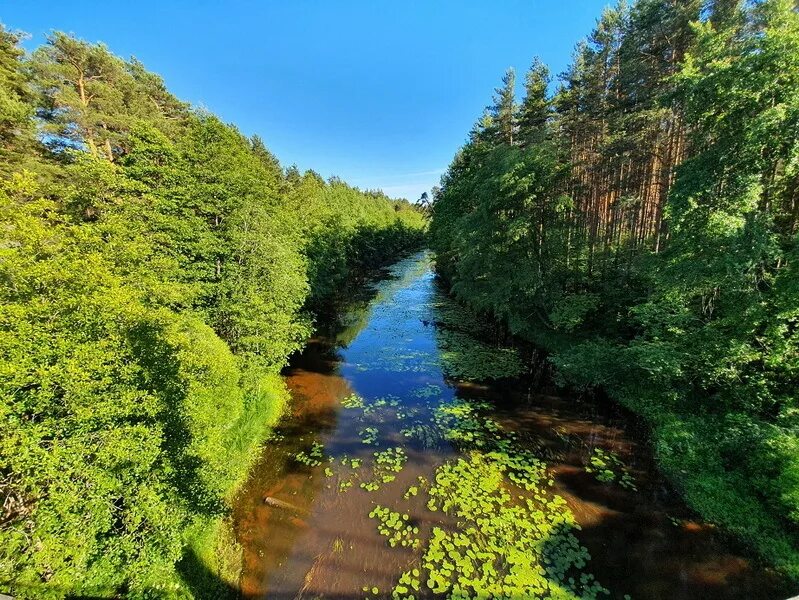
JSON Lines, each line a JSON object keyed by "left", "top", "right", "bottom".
{"left": 586, "top": 448, "right": 637, "bottom": 491}
{"left": 359, "top": 426, "right": 379, "bottom": 445}
{"left": 421, "top": 452, "right": 607, "bottom": 599}
{"left": 433, "top": 400, "right": 505, "bottom": 449}
{"left": 360, "top": 447, "right": 408, "bottom": 491}
{"left": 401, "top": 477, "right": 429, "bottom": 502}
{"left": 391, "top": 569, "right": 422, "bottom": 599}
{"left": 365, "top": 387, "right": 606, "bottom": 598}
{"left": 412, "top": 384, "right": 443, "bottom": 399}
{"left": 294, "top": 441, "right": 325, "bottom": 467}
{"left": 340, "top": 455, "right": 363, "bottom": 469}
{"left": 369, "top": 505, "right": 421, "bottom": 549}
{"left": 374, "top": 447, "right": 407, "bottom": 472}
{"left": 363, "top": 396, "right": 401, "bottom": 415}
{"left": 341, "top": 393, "right": 365, "bottom": 409}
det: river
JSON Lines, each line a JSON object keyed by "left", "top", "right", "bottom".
{"left": 232, "top": 252, "right": 791, "bottom": 600}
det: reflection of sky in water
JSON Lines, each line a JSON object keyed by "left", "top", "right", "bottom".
{"left": 340, "top": 252, "right": 452, "bottom": 404}
{"left": 232, "top": 252, "right": 792, "bottom": 600}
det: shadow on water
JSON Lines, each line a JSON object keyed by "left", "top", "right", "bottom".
{"left": 229, "top": 252, "right": 796, "bottom": 600}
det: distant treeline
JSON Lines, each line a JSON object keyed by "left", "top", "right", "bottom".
{"left": 0, "top": 29, "right": 425, "bottom": 598}
{"left": 431, "top": 0, "right": 799, "bottom": 577}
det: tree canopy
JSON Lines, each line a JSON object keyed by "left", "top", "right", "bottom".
{"left": 0, "top": 28, "right": 425, "bottom": 599}
{"left": 430, "top": 0, "right": 799, "bottom": 578}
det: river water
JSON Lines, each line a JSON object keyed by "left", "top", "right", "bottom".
{"left": 233, "top": 252, "right": 792, "bottom": 600}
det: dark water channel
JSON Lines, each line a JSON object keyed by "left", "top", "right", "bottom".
{"left": 233, "top": 253, "right": 792, "bottom": 600}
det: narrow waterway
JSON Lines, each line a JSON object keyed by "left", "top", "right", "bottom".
{"left": 233, "top": 252, "right": 792, "bottom": 600}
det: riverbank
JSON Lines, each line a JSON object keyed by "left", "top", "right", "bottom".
{"left": 232, "top": 253, "right": 793, "bottom": 599}
{"left": 504, "top": 313, "right": 799, "bottom": 582}
{"left": 178, "top": 250, "right": 430, "bottom": 599}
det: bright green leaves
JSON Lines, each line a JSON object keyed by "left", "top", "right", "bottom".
{"left": 294, "top": 441, "right": 326, "bottom": 467}
{"left": 369, "top": 505, "right": 421, "bottom": 549}
{"left": 359, "top": 385, "right": 606, "bottom": 600}
{"left": 585, "top": 448, "right": 637, "bottom": 491}
{"left": 360, "top": 448, "right": 407, "bottom": 491}
{"left": 0, "top": 29, "right": 426, "bottom": 599}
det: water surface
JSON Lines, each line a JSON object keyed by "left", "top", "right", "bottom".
{"left": 233, "top": 253, "right": 791, "bottom": 599}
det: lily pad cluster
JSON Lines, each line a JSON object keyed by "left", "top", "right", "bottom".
{"left": 369, "top": 505, "right": 421, "bottom": 549}
{"left": 585, "top": 448, "right": 637, "bottom": 491}
{"left": 362, "top": 394, "right": 608, "bottom": 599}
{"left": 342, "top": 393, "right": 366, "bottom": 409}
{"left": 422, "top": 452, "right": 607, "bottom": 599}
{"left": 360, "top": 447, "right": 408, "bottom": 491}
{"left": 433, "top": 400, "right": 506, "bottom": 449}
{"left": 320, "top": 453, "right": 365, "bottom": 492}
{"left": 294, "top": 441, "right": 325, "bottom": 467}
{"left": 359, "top": 426, "right": 380, "bottom": 445}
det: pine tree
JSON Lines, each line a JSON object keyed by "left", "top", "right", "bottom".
{"left": 518, "top": 57, "right": 550, "bottom": 147}
{"left": 489, "top": 68, "right": 517, "bottom": 145}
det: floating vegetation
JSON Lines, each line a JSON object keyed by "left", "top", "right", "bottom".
{"left": 392, "top": 569, "right": 422, "bottom": 599}
{"left": 363, "top": 396, "right": 401, "bottom": 414}
{"left": 326, "top": 454, "right": 364, "bottom": 493}
{"left": 420, "top": 451, "right": 607, "bottom": 599}
{"left": 360, "top": 447, "right": 408, "bottom": 492}
{"left": 434, "top": 399, "right": 506, "bottom": 449}
{"left": 403, "top": 476, "right": 428, "bottom": 500}
{"left": 369, "top": 505, "right": 421, "bottom": 549}
{"left": 341, "top": 393, "right": 365, "bottom": 409}
{"left": 586, "top": 448, "right": 637, "bottom": 491}
{"left": 412, "top": 383, "right": 443, "bottom": 399}
{"left": 374, "top": 447, "right": 407, "bottom": 469}
{"left": 359, "top": 426, "right": 379, "bottom": 445}
{"left": 294, "top": 441, "right": 325, "bottom": 467}
{"left": 437, "top": 329, "right": 525, "bottom": 381}
{"left": 363, "top": 393, "right": 606, "bottom": 599}
{"left": 340, "top": 455, "right": 363, "bottom": 469}
{"left": 395, "top": 405, "right": 419, "bottom": 420}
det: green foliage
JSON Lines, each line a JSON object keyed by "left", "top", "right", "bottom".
{"left": 362, "top": 379, "right": 607, "bottom": 599}
{"left": 294, "top": 441, "right": 326, "bottom": 467}
{"left": 368, "top": 505, "right": 420, "bottom": 549}
{"left": 0, "top": 29, "right": 425, "bottom": 599}
{"left": 585, "top": 448, "right": 637, "bottom": 491}
{"left": 422, "top": 452, "right": 606, "bottom": 599}
{"left": 430, "top": 0, "right": 799, "bottom": 578}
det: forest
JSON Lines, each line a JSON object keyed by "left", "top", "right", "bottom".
{"left": 3, "top": 0, "right": 799, "bottom": 598}
{"left": 0, "top": 28, "right": 425, "bottom": 598}
{"left": 430, "top": 0, "right": 799, "bottom": 581}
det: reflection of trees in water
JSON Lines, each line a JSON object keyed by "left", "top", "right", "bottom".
{"left": 326, "top": 251, "right": 433, "bottom": 349}
{"left": 428, "top": 281, "right": 526, "bottom": 382}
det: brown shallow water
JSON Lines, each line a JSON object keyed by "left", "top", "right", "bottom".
{"left": 233, "top": 252, "right": 794, "bottom": 600}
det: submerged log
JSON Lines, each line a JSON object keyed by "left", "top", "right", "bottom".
{"left": 263, "top": 495, "right": 305, "bottom": 513}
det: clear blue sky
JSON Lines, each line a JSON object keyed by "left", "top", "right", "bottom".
{"left": 4, "top": 1, "right": 610, "bottom": 201}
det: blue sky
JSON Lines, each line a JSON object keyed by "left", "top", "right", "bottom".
{"left": 4, "top": 1, "right": 610, "bottom": 201}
